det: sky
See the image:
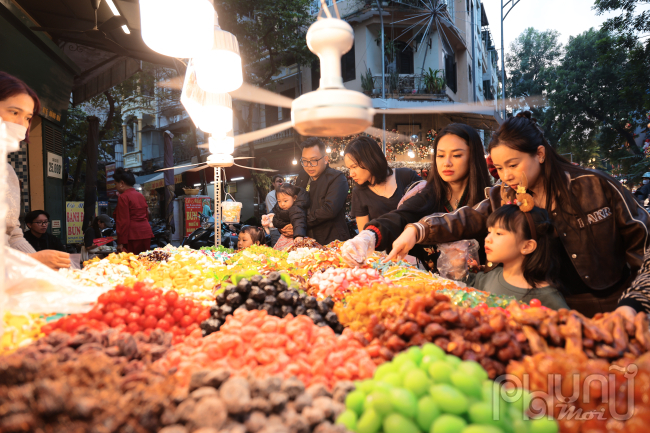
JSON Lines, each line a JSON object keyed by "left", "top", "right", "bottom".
{"left": 480, "top": 0, "right": 620, "bottom": 56}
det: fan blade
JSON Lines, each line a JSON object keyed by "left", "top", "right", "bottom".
{"left": 375, "top": 96, "right": 545, "bottom": 116}
{"left": 364, "top": 126, "right": 413, "bottom": 143}
{"left": 187, "top": 164, "right": 209, "bottom": 172}
{"left": 98, "top": 15, "right": 128, "bottom": 32}
{"left": 233, "top": 163, "right": 278, "bottom": 172}
{"left": 230, "top": 83, "right": 293, "bottom": 109}
{"left": 155, "top": 163, "right": 202, "bottom": 172}
{"left": 157, "top": 76, "right": 184, "bottom": 90}
{"left": 101, "top": 35, "right": 131, "bottom": 56}
{"left": 234, "top": 121, "right": 293, "bottom": 147}
{"left": 31, "top": 26, "right": 85, "bottom": 34}
{"left": 233, "top": 156, "right": 255, "bottom": 160}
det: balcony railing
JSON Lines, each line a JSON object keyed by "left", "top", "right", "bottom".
{"left": 366, "top": 74, "right": 451, "bottom": 100}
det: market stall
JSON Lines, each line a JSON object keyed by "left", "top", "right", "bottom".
{"left": 2, "top": 242, "right": 649, "bottom": 433}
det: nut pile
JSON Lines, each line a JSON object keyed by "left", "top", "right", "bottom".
{"left": 139, "top": 249, "right": 172, "bottom": 262}
{"left": 159, "top": 370, "right": 352, "bottom": 433}
{"left": 202, "top": 272, "right": 343, "bottom": 334}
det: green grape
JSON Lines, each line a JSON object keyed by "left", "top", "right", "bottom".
{"left": 393, "top": 352, "right": 412, "bottom": 368}
{"left": 457, "top": 361, "right": 489, "bottom": 383}
{"left": 404, "top": 369, "right": 432, "bottom": 397}
{"left": 420, "top": 354, "right": 438, "bottom": 374}
{"left": 450, "top": 371, "right": 483, "bottom": 399}
{"left": 445, "top": 355, "right": 462, "bottom": 368}
{"left": 364, "top": 389, "right": 389, "bottom": 411}
{"left": 375, "top": 362, "right": 398, "bottom": 380}
{"left": 389, "top": 388, "right": 418, "bottom": 418}
{"left": 346, "top": 390, "right": 366, "bottom": 416}
{"left": 422, "top": 343, "right": 446, "bottom": 360}
{"left": 407, "top": 346, "right": 424, "bottom": 365}
{"left": 368, "top": 391, "right": 393, "bottom": 416}
{"left": 373, "top": 381, "right": 395, "bottom": 394}
{"left": 382, "top": 372, "right": 403, "bottom": 387}
{"left": 459, "top": 425, "right": 504, "bottom": 433}
{"left": 416, "top": 396, "right": 441, "bottom": 432}
{"left": 428, "top": 361, "right": 454, "bottom": 384}
{"left": 507, "top": 388, "right": 532, "bottom": 414}
{"left": 336, "top": 409, "right": 358, "bottom": 431}
{"left": 481, "top": 380, "right": 498, "bottom": 403}
{"left": 430, "top": 414, "right": 467, "bottom": 433}
{"left": 383, "top": 413, "right": 421, "bottom": 433}
{"left": 398, "top": 360, "right": 418, "bottom": 376}
{"left": 430, "top": 384, "right": 469, "bottom": 415}
{"left": 357, "top": 408, "right": 382, "bottom": 433}
{"left": 468, "top": 402, "right": 501, "bottom": 426}
{"left": 357, "top": 380, "right": 376, "bottom": 395}
{"left": 529, "top": 417, "right": 559, "bottom": 433}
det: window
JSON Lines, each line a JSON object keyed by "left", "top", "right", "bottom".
{"left": 341, "top": 43, "right": 356, "bottom": 83}
{"left": 265, "top": 104, "right": 278, "bottom": 127}
{"left": 469, "top": 65, "right": 472, "bottom": 83}
{"left": 281, "top": 89, "right": 294, "bottom": 120}
{"left": 483, "top": 80, "right": 493, "bottom": 100}
{"left": 445, "top": 54, "right": 457, "bottom": 93}
{"left": 395, "top": 41, "right": 414, "bottom": 74}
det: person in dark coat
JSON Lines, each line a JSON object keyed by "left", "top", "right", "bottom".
{"left": 280, "top": 137, "right": 350, "bottom": 245}
{"left": 24, "top": 210, "right": 66, "bottom": 252}
{"left": 271, "top": 183, "right": 310, "bottom": 243}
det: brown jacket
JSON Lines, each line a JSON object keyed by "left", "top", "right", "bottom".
{"left": 408, "top": 168, "right": 650, "bottom": 292}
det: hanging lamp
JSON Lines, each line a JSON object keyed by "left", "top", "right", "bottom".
{"left": 193, "top": 9, "right": 243, "bottom": 93}
{"left": 139, "top": 0, "right": 214, "bottom": 58}
{"left": 181, "top": 60, "right": 233, "bottom": 135}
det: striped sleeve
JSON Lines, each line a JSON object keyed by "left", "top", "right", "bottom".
{"left": 619, "top": 248, "right": 650, "bottom": 313}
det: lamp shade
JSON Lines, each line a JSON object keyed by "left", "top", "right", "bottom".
{"left": 181, "top": 60, "right": 233, "bottom": 135}
{"left": 194, "top": 28, "right": 243, "bottom": 93}
{"left": 208, "top": 135, "right": 235, "bottom": 155}
{"left": 139, "top": 0, "right": 214, "bottom": 58}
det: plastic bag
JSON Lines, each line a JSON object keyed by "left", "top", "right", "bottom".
{"left": 221, "top": 194, "right": 242, "bottom": 223}
{"left": 436, "top": 239, "right": 480, "bottom": 282}
{"left": 4, "top": 247, "right": 110, "bottom": 314}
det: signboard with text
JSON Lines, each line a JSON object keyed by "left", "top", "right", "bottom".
{"left": 66, "top": 202, "right": 84, "bottom": 243}
{"left": 184, "top": 196, "right": 210, "bottom": 236}
{"left": 106, "top": 163, "right": 116, "bottom": 197}
{"left": 47, "top": 152, "right": 63, "bottom": 179}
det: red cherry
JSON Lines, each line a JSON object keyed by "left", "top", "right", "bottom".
{"left": 164, "top": 291, "right": 179, "bottom": 307}
{"left": 110, "top": 317, "right": 126, "bottom": 327}
{"left": 114, "top": 308, "right": 129, "bottom": 319}
{"left": 172, "top": 308, "right": 184, "bottom": 323}
{"left": 188, "top": 307, "right": 200, "bottom": 319}
{"left": 154, "top": 305, "right": 167, "bottom": 319}
{"left": 196, "top": 310, "right": 211, "bottom": 322}
{"left": 143, "top": 315, "right": 158, "bottom": 329}
{"left": 129, "top": 305, "right": 143, "bottom": 314}
{"left": 179, "top": 315, "right": 193, "bottom": 328}
{"left": 126, "top": 290, "right": 140, "bottom": 303}
{"left": 183, "top": 304, "right": 192, "bottom": 315}
{"left": 149, "top": 295, "right": 161, "bottom": 305}
{"left": 41, "top": 324, "right": 53, "bottom": 334}
{"left": 156, "top": 319, "right": 171, "bottom": 331}
{"left": 126, "top": 312, "right": 140, "bottom": 324}
{"left": 153, "top": 288, "right": 163, "bottom": 296}
{"left": 141, "top": 289, "right": 155, "bottom": 299}
{"left": 520, "top": 304, "right": 530, "bottom": 310}
{"left": 162, "top": 313, "right": 174, "bottom": 324}
{"left": 126, "top": 322, "right": 140, "bottom": 333}
{"left": 175, "top": 299, "right": 187, "bottom": 310}
{"left": 135, "top": 298, "right": 147, "bottom": 309}
{"left": 144, "top": 304, "right": 157, "bottom": 317}
{"left": 529, "top": 299, "right": 542, "bottom": 308}
{"left": 103, "top": 312, "right": 116, "bottom": 324}
{"left": 114, "top": 291, "right": 127, "bottom": 305}
{"left": 133, "top": 281, "right": 148, "bottom": 292}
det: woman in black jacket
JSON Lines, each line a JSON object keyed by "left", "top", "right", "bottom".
{"left": 341, "top": 124, "right": 492, "bottom": 269}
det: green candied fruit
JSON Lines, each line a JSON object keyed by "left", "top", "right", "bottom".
{"left": 416, "top": 396, "right": 441, "bottom": 431}
{"left": 356, "top": 380, "right": 375, "bottom": 395}
{"left": 389, "top": 388, "right": 418, "bottom": 418}
{"left": 335, "top": 410, "right": 357, "bottom": 431}
{"left": 382, "top": 372, "right": 402, "bottom": 387}
{"left": 429, "top": 361, "right": 454, "bottom": 384}
{"left": 345, "top": 390, "right": 366, "bottom": 416}
{"left": 404, "top": 368, "right": 432, "bottom": 397}
{"left": 383, "top": 413, "right": 420, "bottom": 433}
{"left": 393, "top": 352, "right": 412, "bottom": 368}
{"left": 365, "top": 391, "right": 393, "bottom": 416}
{"left": 445, "top": 355, "right": 462, "bottom": 368}
{"left": 356, "top": 408, "right": 382, "bottom": 433}
{"left": 529, "top": 417, "right": 559, "bottom": 433}
{"left": 430, "top": 384, "right": 469, "bottom": 416}
{"left": 450, "top": 370, "right": 482, "bottom": 399}
{"left": 460, "top": 426, "right": 504, "bottom": 433}
{"left": 374, "top": 362, "right": 398, "bottom": 380}
{"left": 421, "top": 343, "right": 446, "bottom": 360}
{"left": 407, "top": 346, "right": 424, "bottom": 365}
{"left": 430, "top": 414, "right": 467, "bottom": 433}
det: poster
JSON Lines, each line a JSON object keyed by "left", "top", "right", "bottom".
{"left": 106, "top": 163, "right": 116, "bottom": 197}
{"left": 47, "top": 152, "right": 63, "bottom": 179}
{"left": 185, "top": 197, "right": 211, "bottom": 236}
{"left": 66, "top": 201, "right": 84, "bottom": 244}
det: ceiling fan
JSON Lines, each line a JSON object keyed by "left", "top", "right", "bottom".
{"left": 31, "top": 0, "right": 130, "bottom": 56}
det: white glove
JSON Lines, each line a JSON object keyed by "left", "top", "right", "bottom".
{"left": 341, "top": 230, "right": 377, "bottom": 266}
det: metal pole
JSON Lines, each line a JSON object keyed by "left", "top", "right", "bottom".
{"left": 501, "top": 0, "right": 506, "bottom": 120}
{"left": 376, "top": 0, "right": 386, "bottom": 153}
{"left": 215, "top": 167, "right": 221, "bottom": 246}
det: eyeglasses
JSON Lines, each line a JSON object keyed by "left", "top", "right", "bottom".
{"left": 33, "top": 221, "right": 49, "bottom": 225}
{"left": 300, "top": 156, "right": 325, "bottom": 167}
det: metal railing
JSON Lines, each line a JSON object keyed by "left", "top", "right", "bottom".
{"left": 369, "top": 74, "right": 449, "bottom": 97}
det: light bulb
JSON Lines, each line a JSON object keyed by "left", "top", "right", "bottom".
{"left": 139, "top": 0, "right": 214, "bottom": 58}
{"left": 410, "top": 134, "right": 419, "bottom": 143}
{"left": 194, "top": 19, "right": 244, "bottom": 93}
{"left": 340, "top": 150, "right": 344, "bottom": 156}
{"left": 208, "top": 135, "right": 234, "bottom": 155}
{"left": 292, "top": 158, "right": 297, "bottom": 165}
{"left": 326, "top": 147, "right": 332, "bottom": 153}
{"left": 408, "top": 150, "right": 415, "bottom": 158}
{"left": 430, "top": 148, "right": 434, "bottom": 154}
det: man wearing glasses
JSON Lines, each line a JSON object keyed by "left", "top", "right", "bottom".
{"left": 23, "top": 210, "right": 66, "bottom": 252}
{"left": 280, "top": 137, "right": 350, "bottom": 245}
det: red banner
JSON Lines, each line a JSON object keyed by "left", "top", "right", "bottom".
{"left": 185, "top": 197, "right": 210, "bottom": 236}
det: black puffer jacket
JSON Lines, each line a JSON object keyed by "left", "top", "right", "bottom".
{"left": 272, "top": 188, "right": 310, "bottom": 238}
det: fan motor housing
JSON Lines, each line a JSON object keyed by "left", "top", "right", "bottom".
{"left": 207, "top": 154, "right": 234, "bottom": 167}
{"left": 292, "top": 89, "right": 374, "bottom": 137}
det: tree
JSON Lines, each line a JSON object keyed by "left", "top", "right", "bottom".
{"left": 544, "top": 28, "right": 649, "bottom": 166}
{"left": 594, "top": 0, "right": 650, "bottom": 49}
{"left": 506, "top": 28, "right": 563, "bottom": 102}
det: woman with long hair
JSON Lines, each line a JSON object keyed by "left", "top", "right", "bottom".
{"left": 387, "top": 112, "right": 650, "bottom": 318}
{"left": 0, "top": 72, "right": 70, "bottom": 269}
{"left": 344, "top": 136, "right": 421, "bottom": 231}
{"left": 341, "top": 123, "right": 491, "bottom": 270}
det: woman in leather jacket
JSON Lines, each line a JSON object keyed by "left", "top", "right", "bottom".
{"left": 387, "top": 112, "right": 650, "bottom": 317}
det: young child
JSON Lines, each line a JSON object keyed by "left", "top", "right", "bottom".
{"left": 262, "top": 183, "right": 310, "bottom": 248}
{"left": 237, "top": 225, "right": 266, "bottom": 250}
{"left": 468, "top": 204, "right": 569, "bottom": 310}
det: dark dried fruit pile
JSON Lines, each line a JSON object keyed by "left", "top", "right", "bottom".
{"left": 202, "top": 272, "right": 343, "bottom": 335}
{"left": 364, "top": 293, "right": 650, "bottom": 380}
{"left": 0, "top": 329, "right": 178, "bottom": 433}
{"left": 158, "top": 369, "right": 352, "bottom": 433}
{"left": 139, "top": 250, "right": 172, "bottom": 262}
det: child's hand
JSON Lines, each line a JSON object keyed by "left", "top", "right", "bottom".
{"left": 294, "top": 237, "right": 303, "bottom": 245}
{"left": 261, "top": 214, "right": 273, "bottom": 228}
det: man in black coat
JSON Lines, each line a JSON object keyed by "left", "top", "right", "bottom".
{"left": 280, "top": 137, "right": 350, "bottom": 245}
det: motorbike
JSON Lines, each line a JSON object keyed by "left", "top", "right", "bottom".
{"left": 150, "top": 219, "right": 170, "bottom": 248}
{"left": 181, "top": 213, "right": 240, "bottom": 250}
